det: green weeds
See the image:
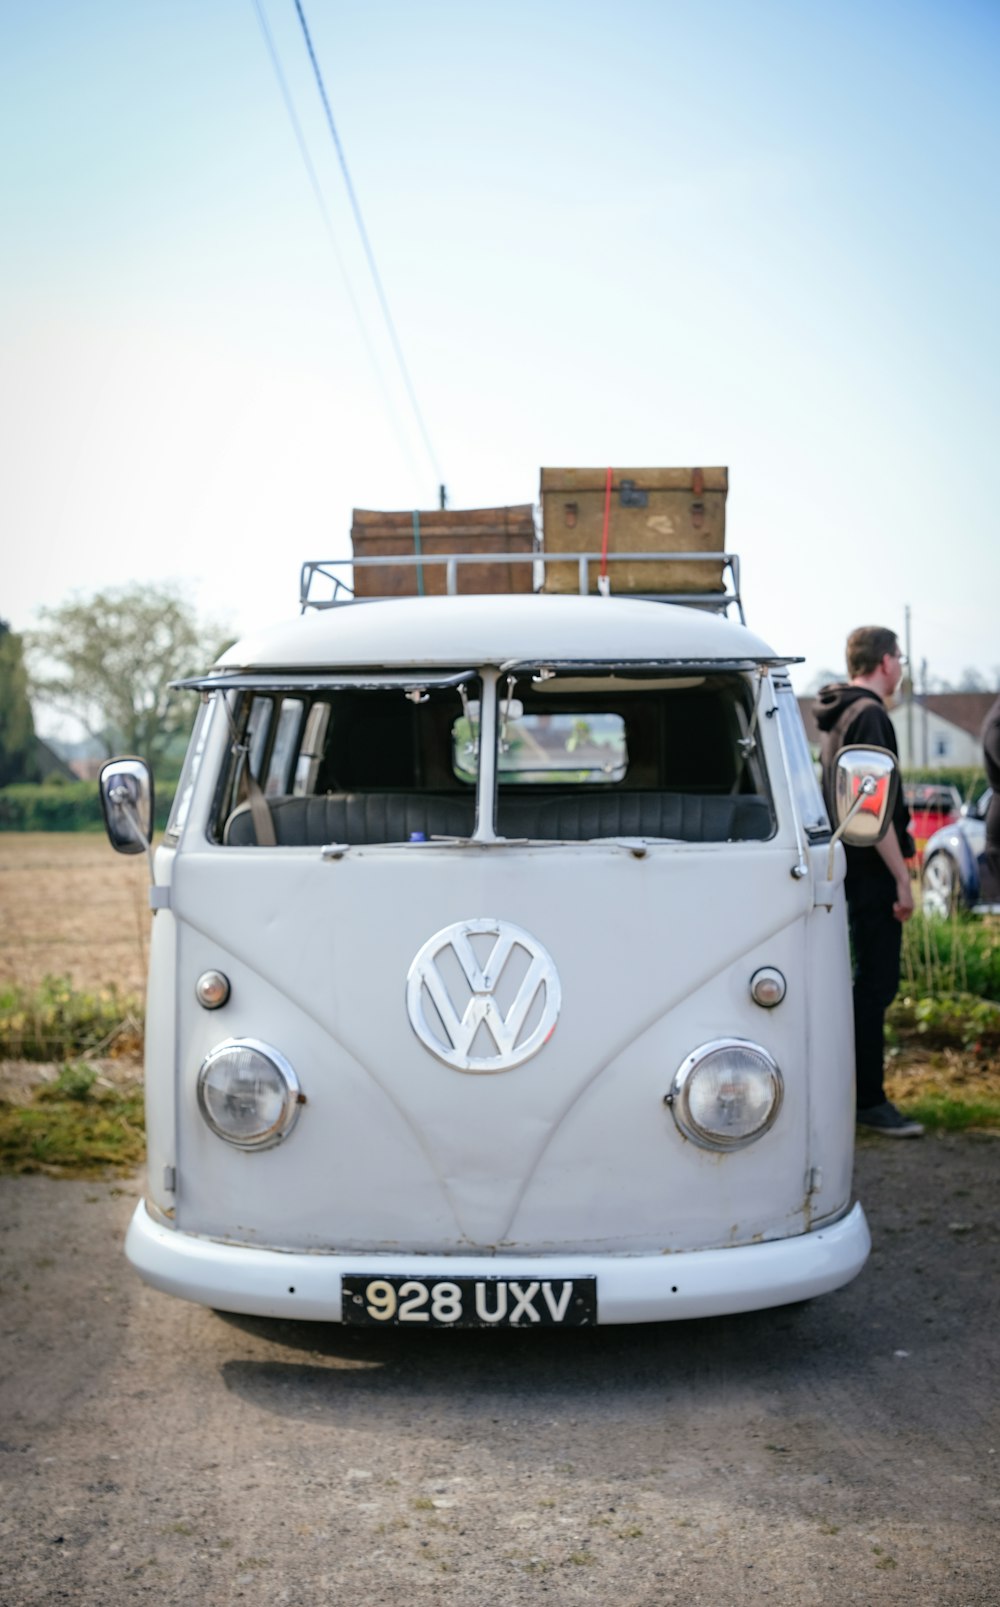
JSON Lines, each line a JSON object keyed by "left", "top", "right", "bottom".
{"left": 887, "top": 992, "right": 1000, "bottom": 1053}
{"left": 0, "top": 1063, "right": 144, "bottom": 1176}
{"left": 902, "top": 913, "right": 1000, "bottom": 1002}
{"left": 0, "top": 975, "right": 143, "bottom": 1061}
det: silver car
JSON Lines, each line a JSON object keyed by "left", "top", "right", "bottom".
{"left": 921, "top": 789, "right": 995, "bottom": 916}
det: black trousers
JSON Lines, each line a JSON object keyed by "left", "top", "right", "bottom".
{"left": 848, "top": 895, "right": 902, "bottom": 1111}
{"left": 981, "top": 792, "right": 1000, "bottom": 903}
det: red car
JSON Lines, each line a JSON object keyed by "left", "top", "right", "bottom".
{"left": 904, "top": 783, "right": 962, "bottom": 864}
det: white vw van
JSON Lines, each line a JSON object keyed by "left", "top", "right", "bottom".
{"left": 100, "top": 545, "right": 897, "bottom": 1328}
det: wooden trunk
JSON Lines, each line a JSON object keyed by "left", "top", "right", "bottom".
{"left": 351, "top": 506, "right": 536, "bottom": 597}
{"left": 540, "top": 467, "right": 727, "bottom": 594}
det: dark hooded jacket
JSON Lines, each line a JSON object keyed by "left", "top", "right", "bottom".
{"left": 983, "top": 694, "right": 1000, "bottom": 793}
{"left": 812, "top": 682, "right": 913, "bottom": 901}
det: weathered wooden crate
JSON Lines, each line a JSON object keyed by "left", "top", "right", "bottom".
{"left": 539, "top": 467, "right": 727, "bottom": 594}
{"left": 351, "top": 505, "right": 535, "bottom": 597}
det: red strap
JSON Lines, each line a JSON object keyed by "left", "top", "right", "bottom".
{"left": 599, "top": 466, "right": 613, "bottom": 583}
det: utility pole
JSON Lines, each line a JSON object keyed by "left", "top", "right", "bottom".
{"left": 921, "top": 658, "right": 929, "bottom": 767}
{"left": 905, "top": 605, "right": 914, "bottom": 765}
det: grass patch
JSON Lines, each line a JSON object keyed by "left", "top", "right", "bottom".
{"left": 0, "top": 1064, "right": 145, "bottom": 1176}
{"left": 885, "top": 1047, "right": 1000, "bottom": 1131}
{"left": 903, "top": 1094, "right": 1000, "bottom": 1132}
{"left": 0, "top": 975, "right": 143, "bottom": 1061}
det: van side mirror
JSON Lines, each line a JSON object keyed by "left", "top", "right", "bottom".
{"left": 99, "top": 758, "right": 154, "bottom": 855}
{"left": 826, "top": 746, "right": 898, "bottom": 881}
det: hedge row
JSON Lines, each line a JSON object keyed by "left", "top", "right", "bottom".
{"left": 0, "top": 781, "right": 177, "bottom": 832}
{"left": 901, "top": 766, "right": 988, "bottom": 799}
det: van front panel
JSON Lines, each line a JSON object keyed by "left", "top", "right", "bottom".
{"left": 166, "top": 842, "right": 836, "bottom": 1254}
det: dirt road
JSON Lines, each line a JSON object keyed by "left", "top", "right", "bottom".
{"left": 1, "top": 1133, "right": 997, "bottom": 1607}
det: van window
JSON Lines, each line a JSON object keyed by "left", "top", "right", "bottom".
{"left": 775, "top": 684, "right": 830, "bottom": 841}
{"left": 487, "top": 673, "right": 773, "bottom": 842}
{"left": 293, "top": 702, "right": 332, "bottom": 795}
{"left": 454, "top": 710, "right": 628, "bottom": 785}
{"left": 213, "top": 673, "right": 773, "bottom": 847}
{"left": 264, "top": 700, "right": 305, "bottom": 797}
{"left": 216, "top": 682, "right": 479, "bottom": 846}
{"left": 247, "top": 696, "right": 272, "bottom": 777}
{"left": 164, "top": 698, "right": 212, "bottom": 843}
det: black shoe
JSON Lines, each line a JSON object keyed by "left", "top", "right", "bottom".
{"left": 856, "top": 1100, "right": 924, "bottom": 1138}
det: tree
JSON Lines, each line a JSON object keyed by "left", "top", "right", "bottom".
{"left": 0, "top": 619, "right": 39, "bottom": 785}
{"left": 804, "top": 667, "right": 841, "bottom": 694}
{"left": 27, "top": 584, "right": 226, "bottom": 767}
{"left": 958, "top": 667, "right": 988, "bottom": 693}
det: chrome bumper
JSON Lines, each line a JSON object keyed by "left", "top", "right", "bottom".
{"left": 126, "top": 1201, "right": 870, "bottom": 1323}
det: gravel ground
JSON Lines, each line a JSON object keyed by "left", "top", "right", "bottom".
{"left": 0, "top": 1132, "right": 998, "bottom": 1606}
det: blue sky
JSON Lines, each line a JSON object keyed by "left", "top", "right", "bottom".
{"left": 3, "top": 0, "right": 998, "bottom": 732}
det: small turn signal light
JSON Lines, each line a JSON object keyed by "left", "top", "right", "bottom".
{"left": 195, "top": 970, "right": 231, "bottom": 1010}
{"left": 749, "top": 967, "right": 786, "bottom": 1008}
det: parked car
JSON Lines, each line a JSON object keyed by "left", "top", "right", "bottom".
{"left": 904, "top": 782, "right": 962, "bottom": 864}
{"left": 921, "top": 790, "right": 993, "bottom": 915}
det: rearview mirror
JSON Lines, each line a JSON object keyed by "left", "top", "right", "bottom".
{"left": 99, "top": 758, "right": 154, "bottom": 855}
{"left": 832, "top": 746, "right": 898, "bottom": 848}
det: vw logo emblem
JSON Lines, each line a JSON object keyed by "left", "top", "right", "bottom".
{"left": 406, "top": 918, "right": 561, "bottom": 1073}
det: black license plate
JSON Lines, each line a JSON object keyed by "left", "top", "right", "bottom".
{"left": 341, "top": 1274, "right": 597, "bottom": 1328}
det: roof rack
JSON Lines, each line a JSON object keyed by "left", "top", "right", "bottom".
{"left": 300, "top": 550, "right": 744, "bottom": 623}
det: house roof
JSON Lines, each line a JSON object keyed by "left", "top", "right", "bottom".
{"left": 916, "top": 692, "right": 997, "bottom": 738}
{"left": 33, "top": 738, "right": 76, "bottom": 782}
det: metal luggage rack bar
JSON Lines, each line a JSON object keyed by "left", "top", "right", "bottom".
{"left": 301, "top": 551, "right": 744, "bottom": 621}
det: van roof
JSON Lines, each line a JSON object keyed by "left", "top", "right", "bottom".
{"left": 216, "top": 594, "right": 783, "bottom": 671}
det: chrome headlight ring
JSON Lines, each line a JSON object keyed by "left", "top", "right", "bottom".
{"left": 196, "top": 1038, "right": 303, "bottom": 1150}
{"left": 667, "top": 1037, "right": 783, "bottom": 1152}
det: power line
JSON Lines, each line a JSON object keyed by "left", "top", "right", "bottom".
{"left": 251, "top": 0, "right": 424, "bottom": 485}
{"left": 291, "top": 0, "right": 444, "bottom": 487}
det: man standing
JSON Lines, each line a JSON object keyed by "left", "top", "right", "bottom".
{"left": 980, "top": 694, "right": 1000, "bottom": 906}
{"left": 814, "top": 626, "right": 924, "bottom": 1138}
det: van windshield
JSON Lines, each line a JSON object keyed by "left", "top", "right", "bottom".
{"left": 486, "top": 672, "right": 773, "bottom": 842}
{"left": 216, "top": 680, "right": 480, "bottom": 847}
{"left": 210, "top": 669, "right": 773, "bottom": 847}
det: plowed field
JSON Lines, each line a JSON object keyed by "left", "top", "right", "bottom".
{"left": 0, "top": 833, "right": 150, "bottom": 994}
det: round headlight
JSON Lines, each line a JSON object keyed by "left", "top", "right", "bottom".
{"left": 197, "top": 1039, "right": 302, "bottom": 1150}
{"left": 667, "top": 1039, "right": 783, "bottom": 1151}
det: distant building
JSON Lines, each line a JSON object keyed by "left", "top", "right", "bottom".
{"left": 798, "top": 691, "right": 996, "bottom": 771}
{"left": 67, "top": 756, "right": 107, "bottom": 781}
{"left": 33, "top": 739, "right": 77, "bottom": 783}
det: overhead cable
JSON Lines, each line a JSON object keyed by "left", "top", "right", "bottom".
{"left": 251, "top": 0, "right": 423, "bottom": 484}
{"left": 292, "top": 0, "right": 444, "bottom": 487}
